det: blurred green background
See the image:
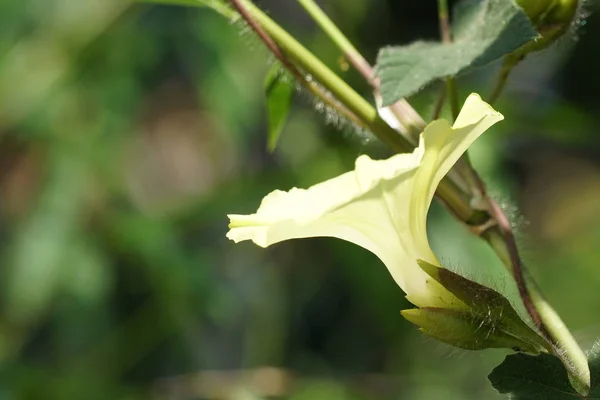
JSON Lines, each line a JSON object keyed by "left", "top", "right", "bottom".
{"left": 1, "top": 0, "right": 600, "bottom": 399}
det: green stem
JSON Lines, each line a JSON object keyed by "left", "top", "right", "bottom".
{"left": 446, "top": 77, "right": 459, "bottom": 121}
{"left": 485, "top": 228, "right": 590, "bottom": 395}
{"left": 296, "top": 0, "right": 373, "bottom": 83}
{"left": 242, "top": 2, "right": 392, "bottom": 142}
{"left": 296, "top": 0, "right": 425, "bottom": 139}
{"left": 436, "top": 0, "right": 459, "bottom": 121}
{"left": 240, "top": 0, "right": 473, "bottom": 220}
{"left": 437, "top": 0, "right": 451, "bottom": 44}
{"left": 528, "top": 281, "right": 590, "bottom": 395}
{"left": 432, "top": 84, "right": 447, "bottom": 120}
{"left": 489, "top": 55, "right": 519, "bottom": 104}
{"left": 229, "top": 0, "right": 363, "bottom": 129}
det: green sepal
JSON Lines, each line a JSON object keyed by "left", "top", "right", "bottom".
{"left": 402, "top": 307, "right": 545, "bottom": 352}
{"left": 412, "top": 259, "right": 551, "bottom": 354}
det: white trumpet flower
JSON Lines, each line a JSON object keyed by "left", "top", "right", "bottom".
{"left": 228, "top": 94, "right": 500, "bottom": 307}
{"left": 227, "top": 94, "right": 550, "bottom": 353}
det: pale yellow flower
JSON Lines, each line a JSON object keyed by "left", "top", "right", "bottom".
{"left": 227, "top": 94, "right": 502, "bottom": 309}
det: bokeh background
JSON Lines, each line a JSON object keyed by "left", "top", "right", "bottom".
{"left": 1, "top": 0, "right": 600, "bottom": 399}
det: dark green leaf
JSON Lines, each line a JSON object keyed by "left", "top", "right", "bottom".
{"left": 452, "top": 0, "right": 484, "bottom": 40}
{"left": 376, "top": 0, "right": 538, "bottom": 106}
{"left": 264, "top": 64, "right": 294, "bottom": 152}
{"left": 489, "top": 346, "right": 600, "bottom": 399}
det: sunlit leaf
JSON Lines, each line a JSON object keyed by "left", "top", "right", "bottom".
{"left": 376, "top": 0, "right": 538, "bottom": 106}
{"left": 264, "top": 64, "right": 294, "bottom": 152}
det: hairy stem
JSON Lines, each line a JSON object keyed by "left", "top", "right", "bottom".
{"left": 296, "top": 0, "right": 425, "bottom": 139}
{"left": 485, "top": 226, "right": 590, "bottom": 395}
{"left": 486, "top": 201, "right": 544, "bottom": 330}
{"left": 228, "top": 0, "right": 362, "bottom": 127}
{"left": 296, "top": 0, "right": 373, "bottom": 84}
{"left": 238, "top": 0, "right": 408, "bottom": 148}
{"left": 528, "top": 283, "right": 590, "bottom": 395}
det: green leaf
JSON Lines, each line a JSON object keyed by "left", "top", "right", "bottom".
{"left": 264, "top": 64, "right": 294, "bottom": 152}
{"left": 489, "top": 343, "right": 600, "bottom": 399}
{"left": 376, "top": 0, "right": 538, "bottom": 106}
{"left": 139, "top": 0, "right": 236, "bottom": 18}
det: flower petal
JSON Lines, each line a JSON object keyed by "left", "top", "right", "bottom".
{"left": 228, "top": 152, "right": 460, "bottom": 307}
{"left": 409, "top": 93, "right": 504, "bottom": 256}
{"left": 227, "top": 93, "right": 502, "bottom": 309}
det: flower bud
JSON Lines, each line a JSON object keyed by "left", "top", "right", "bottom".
{"left": 515, "top": 0, "right": 579, "bottom": 52}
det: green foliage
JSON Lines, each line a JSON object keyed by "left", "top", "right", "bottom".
{"left": 489, "top": 341, "right": 600, "bottom": 399}
{"left": 264, "top": 64, "right": 294, "bottom": 151}
{"left": 376, "top": 0, "right": 538, "bottom": 106}
{"left": 6, "top": 144, "right": 90, "bottom": 325}
{"left": 140, "top": 0, "right": 236, "bottom": 17}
